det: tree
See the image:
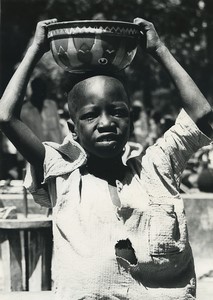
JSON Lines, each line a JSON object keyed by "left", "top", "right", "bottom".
{"left": 1, "top": 0, "right": 213, "bottom": 114}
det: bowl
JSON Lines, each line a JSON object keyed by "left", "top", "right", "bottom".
{"left": 47, "top": 20, "right": 140, "bottom": 73}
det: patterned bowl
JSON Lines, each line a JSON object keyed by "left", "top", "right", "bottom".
{"left": 47, "top": 20, "right": 140, "bottom": 73}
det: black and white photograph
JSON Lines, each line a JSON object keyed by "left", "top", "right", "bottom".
{"left": 0, "top": 0, "right": 213, "bottom": 299}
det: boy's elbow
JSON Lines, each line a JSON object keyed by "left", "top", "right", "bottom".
{"left": 0, "top": 116, "right": 8, "bottom": 127}
{"left": 0, "top": 113, "right": 9, "bottom": 124}
{"left": 0, "top": 112, "right": 15, "bottom": 128}
{"left": 200, "top": 104, "right": 213, "bottom": 123}
{"left": 192, "top": 102, "right": 212, "bottom": 122}
{"left": 202, "top": 102, "right": 212, "bottom": 116}
{"left": 196, "top": 106, "right": 213, "bottom": 137}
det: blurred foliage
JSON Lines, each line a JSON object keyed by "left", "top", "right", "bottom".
{"left": 1, "top": 0, "right": 213, "bottom": 114}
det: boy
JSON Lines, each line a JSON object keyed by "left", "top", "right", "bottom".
{"left": 0, "top": 17, "right": 213, "bottom": 299}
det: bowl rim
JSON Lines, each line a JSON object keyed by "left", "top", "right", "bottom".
{"left": 47, "top": 20, "right": 139, "bottom": 29}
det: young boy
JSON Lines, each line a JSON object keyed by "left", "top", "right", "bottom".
{"left": 0, "top": 17, "right": 212, "bottom": 300}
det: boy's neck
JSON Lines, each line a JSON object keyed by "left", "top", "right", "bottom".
{"left": 85, "top": 155, "right": 126, "bottom": 184}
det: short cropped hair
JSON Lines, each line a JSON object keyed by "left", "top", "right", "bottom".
{"left": 65, "top": 70, "right": 130, "bottom": 121}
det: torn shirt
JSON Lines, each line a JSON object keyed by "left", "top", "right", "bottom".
{"left": 25, "top": 109, "right": 211, "bottom": 300}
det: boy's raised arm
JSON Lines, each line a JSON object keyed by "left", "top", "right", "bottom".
{"left": 0, "top": 19, "right": 57, "bottom": 181}
{"left": 134, "top": 17, "right": 213, "bottom": 137}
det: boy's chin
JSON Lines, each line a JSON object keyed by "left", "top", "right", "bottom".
{"left": 88, "top": 146, "right": 124, "bottom": 160}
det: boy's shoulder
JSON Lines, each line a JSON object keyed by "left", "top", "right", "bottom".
{"left": 42, "top": 133, "right": 87, "bottom": 181}
{"left": 42, "top": 138, "right": 143, "bottom": 181}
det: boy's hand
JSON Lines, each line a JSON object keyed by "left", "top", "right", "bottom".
{"left": 134, "top": 17, "right": 164, "bottom": 54}
{"left": 32, "top": 18, "right": 58, "bottom": 53}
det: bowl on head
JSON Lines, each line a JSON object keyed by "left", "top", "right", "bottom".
{"left": 47, "top": 20, "right": 140, "bottom": 73}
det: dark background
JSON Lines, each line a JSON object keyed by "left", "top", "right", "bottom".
{"left": 1, "top": 0, "right": 213, "bottom": 111}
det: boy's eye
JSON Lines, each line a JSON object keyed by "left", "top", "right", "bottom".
{"left": 80, "top": 112, "right": 97, "bottom": 121}
{"left": 112, "top": 109, "right": 128, "bottom": 117}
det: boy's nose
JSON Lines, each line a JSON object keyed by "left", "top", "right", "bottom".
{"left": 97, "top": 113, "right": 115, "bottom": 131}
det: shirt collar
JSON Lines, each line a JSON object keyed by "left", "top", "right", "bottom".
{"left": 47, "top": 133, "right": 143, "bottom": 170}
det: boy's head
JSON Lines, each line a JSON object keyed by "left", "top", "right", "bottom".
{"left": 67, "top": 74, "right": 132, "bottom": 159}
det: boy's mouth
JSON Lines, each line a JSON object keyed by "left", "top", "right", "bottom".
{"left": 96, "top": 134, "right": 118, "bottom": 144}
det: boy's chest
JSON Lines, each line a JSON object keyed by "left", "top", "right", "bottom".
{"left": 54, "top": 170, "right": 151, "bottom": 258}
{"left": 55, "top": 169, "right": 149, "bottom": 216}
{"left": 79, "top": 171, "right": 150, "bottom": 214}
{"left": 108, "top": 184, "right": 121, "bottom": 207}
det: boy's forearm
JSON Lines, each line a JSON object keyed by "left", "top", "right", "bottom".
{"left": 152, "top": 44, "right": 212, "bottom": 122}
{"left": 0, "top": 44, "right": 44, "bottom": 122}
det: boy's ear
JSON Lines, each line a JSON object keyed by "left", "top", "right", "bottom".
{"left": 67, "top": 119, "right": 78, "bottom": 140}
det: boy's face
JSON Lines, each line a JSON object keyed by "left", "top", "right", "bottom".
{"left": 69, "top": 75, "right": 131, "bottom": 159}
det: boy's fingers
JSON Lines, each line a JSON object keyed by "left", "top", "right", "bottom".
{"left": 133, "top": 17, "right": 146, "bottom": 25}
{"left": 44, "top": 18, "right": 58, "bottom": 24}
{"left": 133, "top": 17, "right": 153, "bottom": 33}
{"left": 133, "top": 18, "right": 148, "bottom": 26}
{"left": 39, "top": 18, "right": 58, "bottom": 28}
